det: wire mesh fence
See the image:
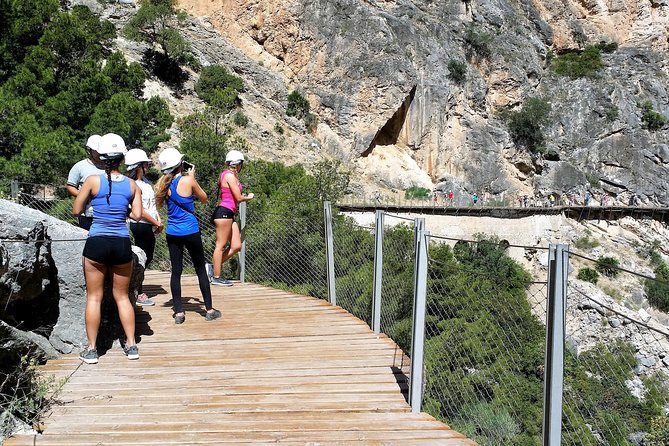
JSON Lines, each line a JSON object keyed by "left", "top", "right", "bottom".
{"left": 379, "top": 216, "right": 415, "bottom": 353}
{"left": 331, "top": 216, "right": 375, "bottom": 324}
{"left": 243, "top": 207, "right": 328, "bottom": 300}
{"left": 421, "top": 236, "right": 549, "bottom": 445}
{"left": 563, "top": 249, "right": 669, "bottom": 445}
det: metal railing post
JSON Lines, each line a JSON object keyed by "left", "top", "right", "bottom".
{"left": 542, "top": 244, "right": 568, "bottom": 446}
{"left": 238, "top": 201, "right": 247, "bottom": 283}
{"left": 413, "top": 218, "right": 425, "bottom": 289}
{"left": 371, "top": 210, "right": 385, "bottom": 333}
{"left": 409, "top": 225, "right": 428, "bottom": 413}
{"left": 10, "top": 180, "right": 18, "bottom": 200}
{"left": 323, "top": 201, "right": 336, "bottom": 305}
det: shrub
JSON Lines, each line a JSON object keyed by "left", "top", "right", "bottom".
{"left": 639, "top": 100, "right": 667, "bottom": 131}
{"left": 273, "top": 122, "right": 284, "bottom": 134}
{"left": 232, "top": 111, "right": 248, "bottom": 127}
{"left": 404, "top": 186, "right": 430, "bottom": 200}
{"left": 286, "top": 90, "right": 310, "bottom": 119}
{"left": 577, "top": 267, "right": 599, "bottom": 284}
{"left": 502, "top": 97, "right": 551, "bottom": 154}
{"left": 596, "top": 256, "right": 620, "bottom": 277}
{"left": 605, "top": 107, "right": 619, "bottom": 122}
{"left": 464, "top": 26, "right": 493, "bottom": 60}
{"left": 646, "top": 261, "right": 669, "bottom": 312}
{"left": 594, "top": 41, "right": 618, "bottom": 53}
{"left": 195, "top": 65, "right": 244, "bottom": 105}
{"left": 647, "top": 416, "right": 669, "bottom": 446}
{"left": 447, "top": 59, "right": 467, "bottom": 84}
{"left": 551, "top": 46, "right": 603, "bottom": 78}
{"left": 574, "top": 234, "right": 599, "bottom": 250}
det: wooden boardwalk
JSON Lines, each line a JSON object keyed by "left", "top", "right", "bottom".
{"left": 7, "top": 271, "right": 476, "bottom": 446}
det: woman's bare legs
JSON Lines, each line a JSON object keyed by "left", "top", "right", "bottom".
{"left": 111, "top": 261, "right": 136, "bottom": 347}
{"left": 220, "top": 222, "right": 242, "bottom": 264}
{"left": 83, "top": 258, "right": 107, "bottom": 349}
{"left": 213, "top": 219, "right": 233, "bottom": 277}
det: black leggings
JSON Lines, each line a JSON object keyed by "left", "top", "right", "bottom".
{"left": 166, "top": 232, "right": 212, "bottom": 313}
{"left": 130, "top": 222, "right": 155, "bottom": 267}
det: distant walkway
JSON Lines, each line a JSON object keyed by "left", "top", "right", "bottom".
{"left": 339, "top": 203, "right": 669, "bottom": 224}
{"left": 6, "top": 271, "right": 476, "bottom": 445}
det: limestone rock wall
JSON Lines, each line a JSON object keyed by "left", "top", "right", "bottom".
{"left": 176, "top": 0, "right": 669, "bottom": 204}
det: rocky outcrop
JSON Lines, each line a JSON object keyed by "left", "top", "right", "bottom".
{"left": 170, "top": 0, "right": 668, "bottom": 204}
{"left": 0, "top": 199, "right": 146, "bottom": 358}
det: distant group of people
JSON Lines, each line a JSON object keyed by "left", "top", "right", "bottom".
{"left": 68, "top": 134, "right": 253, "bottom": 364}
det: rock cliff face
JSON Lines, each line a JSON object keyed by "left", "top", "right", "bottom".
{"left": 175, "top": 0, "right": 669, "bottom": 203}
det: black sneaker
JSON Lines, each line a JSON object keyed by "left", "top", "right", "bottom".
{"left": 174, "top": 313, "right": 185, "bottom": 325}
{"left": 205, "top": 309, "right": 222, "bottom": 321}
{"left": 123, "top": 345, "right": 139, "bottom": 360}
{"left": 79, "top": 347, "right": 98, "bottom": 364}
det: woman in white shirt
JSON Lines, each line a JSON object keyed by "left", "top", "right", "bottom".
{"left": 125, "top": 149, "right": 163, "bottom": 306}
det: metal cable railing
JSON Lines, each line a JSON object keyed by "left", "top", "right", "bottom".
{"left": 562, "top": 249, "right": 669, "bottom": 445}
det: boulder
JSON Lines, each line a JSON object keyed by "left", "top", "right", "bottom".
{"left": 0, "top": 199, "right": 145, "bottom": 357}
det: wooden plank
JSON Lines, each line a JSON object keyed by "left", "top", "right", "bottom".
{"left": 4, "top": 277, "right": 476, "bottom": 446}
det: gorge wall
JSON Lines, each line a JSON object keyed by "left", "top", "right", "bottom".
{"left": 174, "top": 0, "right": 669, "bottom": 204}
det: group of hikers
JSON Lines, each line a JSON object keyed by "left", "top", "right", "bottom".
{"left": 67, "top": 133, "right": 253, "bottom": 364}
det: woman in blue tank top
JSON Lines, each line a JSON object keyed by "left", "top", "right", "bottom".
{"left": 73, "top": 133, "right": 143, "bottom": 364}
{"left": 155, "top": 147, "right": 219, "bottom": 325}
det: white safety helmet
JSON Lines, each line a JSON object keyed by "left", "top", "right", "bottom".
{"left": 225, "top": 150, "right": 244, "bottom": 165}
{"left": 125, "top": 148, "right": 151, "bottom": 171}
{"left": 159, "top": 147, "right": 184, "bottom": 173}
{"left": 85, "top": 134, "right": 102, "bottom": 151}
{"left": 96, "top": 133, "right": 127, "bottom": 160}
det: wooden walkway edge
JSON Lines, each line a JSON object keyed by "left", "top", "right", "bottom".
{"left": 6, "top": 271, "right": 477, "bottom": 445}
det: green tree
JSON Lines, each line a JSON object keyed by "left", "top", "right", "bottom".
{"left": 39, "top": 6, "right": 115, "bottom": 80}
{"left": 123, "top": 0, "right": 194, "bottom": 81}
{"left": 103, "top": 51, "right": 146, "bottom": 99}
{"left": 312, "top": 160, "right": 350, "bottom": 202}
{"left": 0, "top": 0, "right": 59, "bottom": 81}
{"left": 195, "top": 65, "right": 243, "bottom": 104}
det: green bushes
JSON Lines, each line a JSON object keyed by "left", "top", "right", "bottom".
{"left": 447, "top": 59, "right": 467, "bottom": 84}
{"left": 404, "top": 186, "right": 430, "bottom": 200}
{"left": 286, "top": 90, "right": 318, "bottom": 132}
{"left": 195, "top": 65, "right": 244, "bottom": 113}
{"left": 596, "top": 256, "right": 620, "bottom": 277}
{"left": 464, "top": 25, "right": 493, "bottom": 60}
{"left": 645, "top": 253, "right": 669, "bottom": 312}
{"left": 0, "top": 2, "right": 173, "bottom": 186}
{"left": 551, "top": 46, "right": 603, "bottom": 78}
{"left": 574, "top": 234, "right": 600, "bottom": 250}
{"left": 577, "top": 267, "right": 599, "bottom": 284}
{"left": 639, "top": 100, "right": 667, "bottom": 131}
{"left": 501, "top": 97, "right": 551, "bottom": 154}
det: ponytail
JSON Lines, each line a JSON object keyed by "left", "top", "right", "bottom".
{"left": 103, "top": 158, "right": 122, "bottom": 204}
{"left": 155, "top": 172, "right": 175, "bottom": 209}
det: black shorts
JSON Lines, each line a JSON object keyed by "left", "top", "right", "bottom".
{"left": 83, "top": 236, "right": 133, "bottom": 265}
{"left": 211, "top": 206, "right": 235, "bottom": 220}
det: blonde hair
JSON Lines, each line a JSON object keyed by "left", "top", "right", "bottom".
{"left": 155, "top": 173, "right": 174, "bottom": 209}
